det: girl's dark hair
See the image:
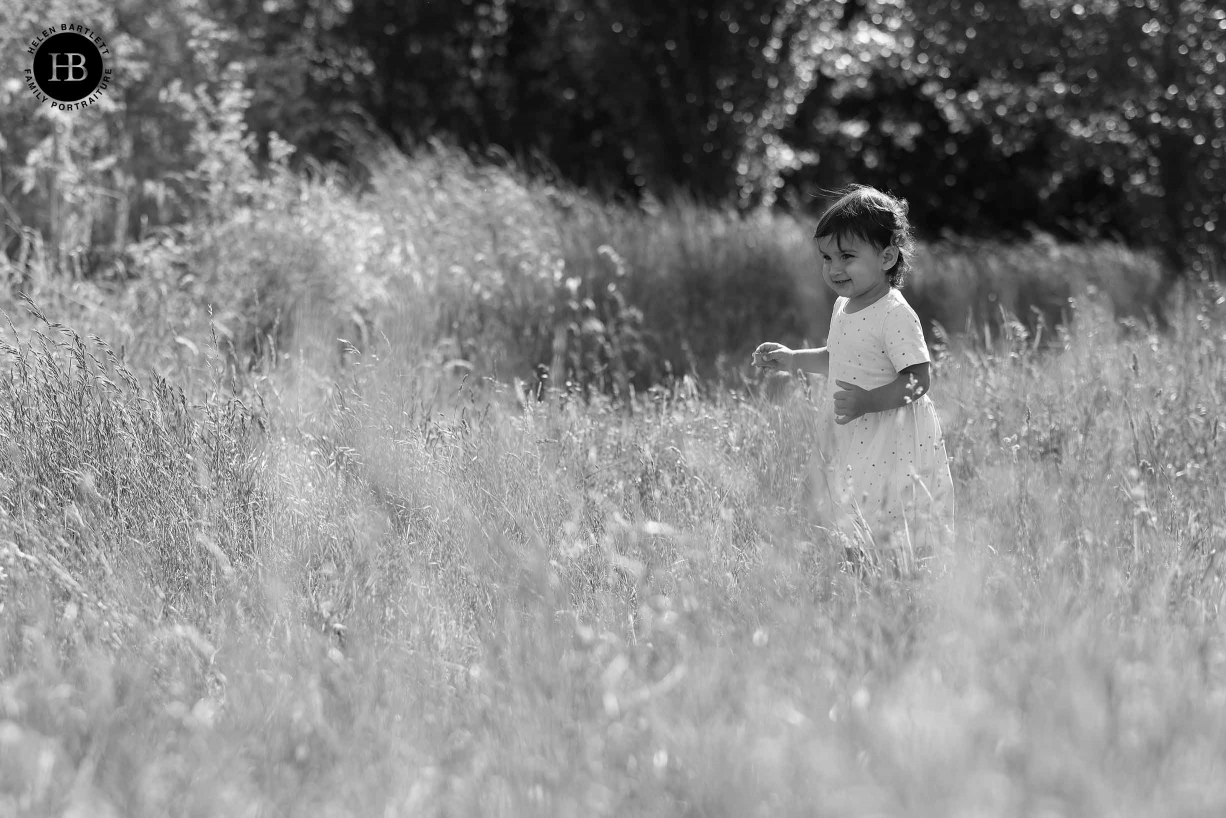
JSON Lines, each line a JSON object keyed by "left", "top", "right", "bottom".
{"left": 813, "top": 185, "right": 915, "bottom": 288}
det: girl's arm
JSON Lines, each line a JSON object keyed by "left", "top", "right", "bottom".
{"left": 754, "top": 345, "right": 829, "bottom": 375}
{"left": 832, "top": 363, "right": 930, "bottom": 424}
{"left": 790, "top": 347, "right": 830, "bottom": 376}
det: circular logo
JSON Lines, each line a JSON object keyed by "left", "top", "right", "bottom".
{"left": 31, "top": 31, "right": 105, "bottom": 103}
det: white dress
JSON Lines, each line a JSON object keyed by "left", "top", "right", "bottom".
{"left": 812, "top": 289, "right": 954, "bottom": 555}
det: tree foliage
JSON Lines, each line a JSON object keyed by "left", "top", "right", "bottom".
{"left": 2, "top": 0, "right": 1223, "bottom": 279}
{"left": 786, "top": 0, "right": 1225, "bottom": 278}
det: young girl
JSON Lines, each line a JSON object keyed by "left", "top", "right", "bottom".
{"left": 753, "top": 185, "right": 953, "bottom": 561}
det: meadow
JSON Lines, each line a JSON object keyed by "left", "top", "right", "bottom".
{"left": 1, "top": 147, "right": 1225, "bottom": 817}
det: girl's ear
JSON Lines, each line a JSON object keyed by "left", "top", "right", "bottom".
{"left": 880, "top": 244, "right": 899, "bottom": 271}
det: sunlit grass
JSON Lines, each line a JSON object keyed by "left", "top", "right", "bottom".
{"left": 1, "top": 148, "right": 1222, "bottom": 816}
{"left": 4, "top": 281, "right": 1226, "bottom": 816}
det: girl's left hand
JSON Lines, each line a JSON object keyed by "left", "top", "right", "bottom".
{"left": 833, "top": 380, "right": 869, "bottom": 425}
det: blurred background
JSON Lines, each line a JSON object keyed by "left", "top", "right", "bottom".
{"left": 1, "top": 0, "right": 1223, "bottom": 386}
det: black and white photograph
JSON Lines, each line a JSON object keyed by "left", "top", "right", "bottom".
{"left": 1, "top": 1, "right": 1225, "bottom": 814}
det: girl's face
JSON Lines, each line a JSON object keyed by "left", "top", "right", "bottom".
{"left": 816, "top": 234, "right": 897, "bottom": 308}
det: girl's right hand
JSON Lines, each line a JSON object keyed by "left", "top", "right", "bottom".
{"left": 752, "top": 342, "right": 792, "bottom": 370}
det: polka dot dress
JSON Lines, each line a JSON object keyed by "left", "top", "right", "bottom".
{"left": 811, "top": 289, "right": 954, "bottom": 554}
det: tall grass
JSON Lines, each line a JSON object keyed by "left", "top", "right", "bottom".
{"left": 2, "top": 145, "right": 1161, "bottom": 390}
{"left": 2, "top": 147, "right": 1222, "bottom": 815}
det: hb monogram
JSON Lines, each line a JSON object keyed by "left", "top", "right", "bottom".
{"left": 47, "top": 52, "right": 88, "bottom": 82}
{"left": 27, "top": 28, "right": 112, "bottom": 107}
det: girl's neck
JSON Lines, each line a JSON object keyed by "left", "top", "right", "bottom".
{"left": 844, "top": 283, "right": 892, "bottom": 313}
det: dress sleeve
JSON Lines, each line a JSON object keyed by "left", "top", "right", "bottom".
{"left": 882, "top": 298, "right": 931, "bottom": 371}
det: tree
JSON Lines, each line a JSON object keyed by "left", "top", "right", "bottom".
{"left": 779, "top": 0, "right": 1225, "bottom": 277}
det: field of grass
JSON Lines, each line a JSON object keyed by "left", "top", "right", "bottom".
{"left": 2, "top": 148, "right": 1225, "bottom": 816}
